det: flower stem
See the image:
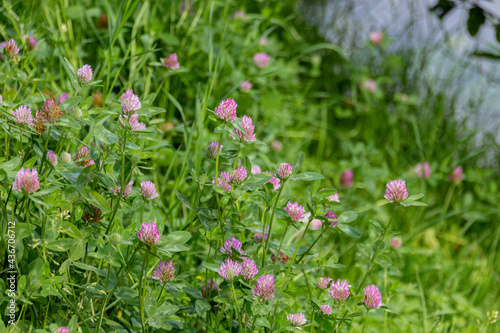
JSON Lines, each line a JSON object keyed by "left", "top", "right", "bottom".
{"left": 232, "top": 144, "right": 241, "bottom": 170}
{"left": 274, "top": 222, "right": 289, "bottom": 267}
{"left": 286, "top": 216, "right": 313, "bottom": 278}
{"left": 105, "top": 129, "right": 128, "bottom": 235}
{"left": 231, "top": 281, "right": 240, "bottom": 319}
{"left": 355, "top": 204, "right": 399, "bottom": 294}
{"left": 318, "top": 317, "right": 325, "bottom": 332}
{"left": 259, "top": 199, "right": 268, "bottom": 265}
{"left": 262, "top": 184, "right": 284, "bottom": 267}
{"left": 39, "top": 126, "right": 52, "bottom": 177}
{"left": 361, "top": 310, "right": 370, "bottom": 333}
{"left": 338, "top": 204, "right": 399, "bottom": 332}
{"left": 296, "top": 232, "right": 322, "bottom": 264}
{"left": 214, "top": 131, "right": 224, "bottom": 183}
{"left": 138, "top": 249, "right": 150, "bottom": 333}
{"left": 157, "top": 281, "right": 167, "bottom": 303}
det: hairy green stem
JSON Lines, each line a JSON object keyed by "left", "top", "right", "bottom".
{"left": 274, "top": 222, "right": 289, "bottom": 267}
{"left": 355, "top": 204, "right": 399, "bottom": 293}
{"left": 231, "top": 281, "right": 240, "bottom": 331}
{"left": 138, "top": 249, "right": 150, "bottom": 333}
{"left": 262, "top": 184, "right": 284, "bottom": 267}
{"left": 232, "top": 144, "right": 241, "bottom": 170}
{"left": 361, "top": 310, "right": 370, "bottom": 333}
{"left": 286, "top": 217, "right": 313, "bottom": 278}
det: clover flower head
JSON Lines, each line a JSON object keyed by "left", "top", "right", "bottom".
{"left": 12, "top": 105, "right": 33, "bottom": 126}
{"left": 414, "top": 162, "right": 431, "bottom": 179}
{"left": 259, "top": 38, "right": 268, "bottom": 46}
{"left": 240, "top": 257, "right": 258, "bottom": 280}
{"left": 325, "top": 210, "right": 338, "bottom": 228}
{"left": 152, "top": 260, "right": 174, "bottom": 283}
{"left": 232, "top": 115, "right": 256, "bottom": 142}
{"left": 271, "top": 249, "right": 289, "bottom": 264}
{"left": 234, "top": 11, "right": 245, "bottom": 19}
{"left": 61, "top": 152, "right": 72, "bottom": 164}
{"left": 340, "top": 169, "right": 353, "bottom": 188}
{"left": 58, "top": 93, "right": 70, "bottom": 113}
{"left": 447, "top": 166, "right": 463, "bottom": 182}
{"left": 276, "top": 163, "right": 292, "bottom": 180}
{"left": 254, "top": 226, "right": 269, "bottom": 243}
{"left": 1, "top": 39, "right": 19, "bottom": 58}
{"left": 213, "top": 172, "right": 232, "bottom": 192}
{"left": 220, "top": 237, "right": 243, "bottom": 255}
{"left": 310, "top": 219, "right": 323, "bottom": 230}
{"left": 13, "top": 168, "right": 40, "bottom": 194}
{"left": 205, "top": 141, "right": 222, "bottom": 159}
{"left": 137, "top": 222, "right": 161, "bottom": 246}
{"left": 24, "top": 34, "right": 38, "bottom": 50}
{"left": 230, "top": 166, "right": 247, "bottom": 185}
{"left": 320, "top": 305, "right": 332, "bottom": 315}
{"left": 162, "top": 53, "right": 180, "bottom": 69}
{"left": 141, "top": 181, "right": 159, "bottom": 200}
{"left": 218, "top": 258, "right": 242, "bottom": 281}
{"left": 285, "top": 201, "right": 304, "bottom": 222}
{"left": 318, "top": 277, "right": 332, "bottom": 290}
{"left": 369, "top": 31, "right": 383, "bottom": 45}
{"left": 251, "top": 165, "right": 261, "bottom": 174}
{"left": 271, "top": 140, "right": 283, "bottom": 152}
{"left": 252, "top": 274, "right": 275, "bottom": 301}
{"left": 363, "top": 79, "right": 377, "bottom": 92}
{"left": 253, "top": 52, "right": 270, "bottom": 68}
{"left": 240, "top": 81, "right": 252, "bottom": 92}
{"left": 384, "top": 179, "right": 408, "bottom": 203}
{"left": 75, "top": 145, "right": 91, "bottom": 166}
{"left": 391, "top": 237, "right": 402, "bottom": 249}
{"left": 77, "top": 65, "right": 93, "bottom": 84}
{"left": 47, "top": 150, "right": 58, "bottom": 166}
{"left": 287, "top": 313, "right": 307, "bottom": 329}
{"left": 120, "top": 113, "right": 146, "bottom": 131}
{"left": 214, "top": 98, "right": 237, "bottom": 122}
{"left": 364, "top": 284, "right": 383, "bottom": 309}
{"left": 329, "top": 279, "right": 351, "bottom": 301}
{"left": 37, "top": 98, "right": 61, "bottom": 123}
{"left": 56, "top": 328, "right": 69, "bottom": 333}
{"left": 121, "top": 89, "right": 141, "bottom": 114}
{"left": 265, "top": 171, "right": 280, "bottom": 190}
{"left": 201, "top": 279, "right": 219, "bottom": 298}
{"left": 327, "top": 193, "right": 340, "bottom": 202}
{"left": 111, "top": 180, "right": 134, "bottom": 197}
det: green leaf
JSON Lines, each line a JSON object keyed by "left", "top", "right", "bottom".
{"left": 291, "top": 172, "right": 325, "bottom": 181}
{"left": 232, "top": 118, "right": 247, "bottom": 134}
{"left": 63, "top": 57, "right": 76, "bottom": 76}
{"left": 255, "top": 317, "right": 271, "bottom": 328}
{"left": 467, "top": 6, "right": 485, "bottom": 37}
{"left": 62, "top": 222, "right": 83, "bottom": 239}
{"left": 163, "top": 231, "right": 191, "bottom": 245}
{"left": 59, "top": 96, "right": 81, "bottom": 111}
{"left": 376, "top": 254, "right": 393, "bottom": 266}
{"left": 142, "top": 93, "right": 156, "bottom": 106}
{"left": 400, "top": 200, "right": 428, "bottom": 207}
{"left": 174, "top": 189, "right": 193, "bottom": 210}
{"left": 337, "top": 224, "right": 361, "bottom": 238}
{"left": 195, "top": 299, "right": 211, "bottom": 317}
{"left": 292, "top": 152, "right": 305, "bottom": 174}
{"left": 80, "top": 189, "right": 111, "bottom": 212}
{"left": 405, "top": 194, "right": 424, "bottom": 201}
{"left": 338, "top": 211, "right": 357, "bottom": 223}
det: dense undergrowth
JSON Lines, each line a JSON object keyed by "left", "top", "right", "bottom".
{"left": 0, "top": 0, "right": 498, "bottom": 332}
